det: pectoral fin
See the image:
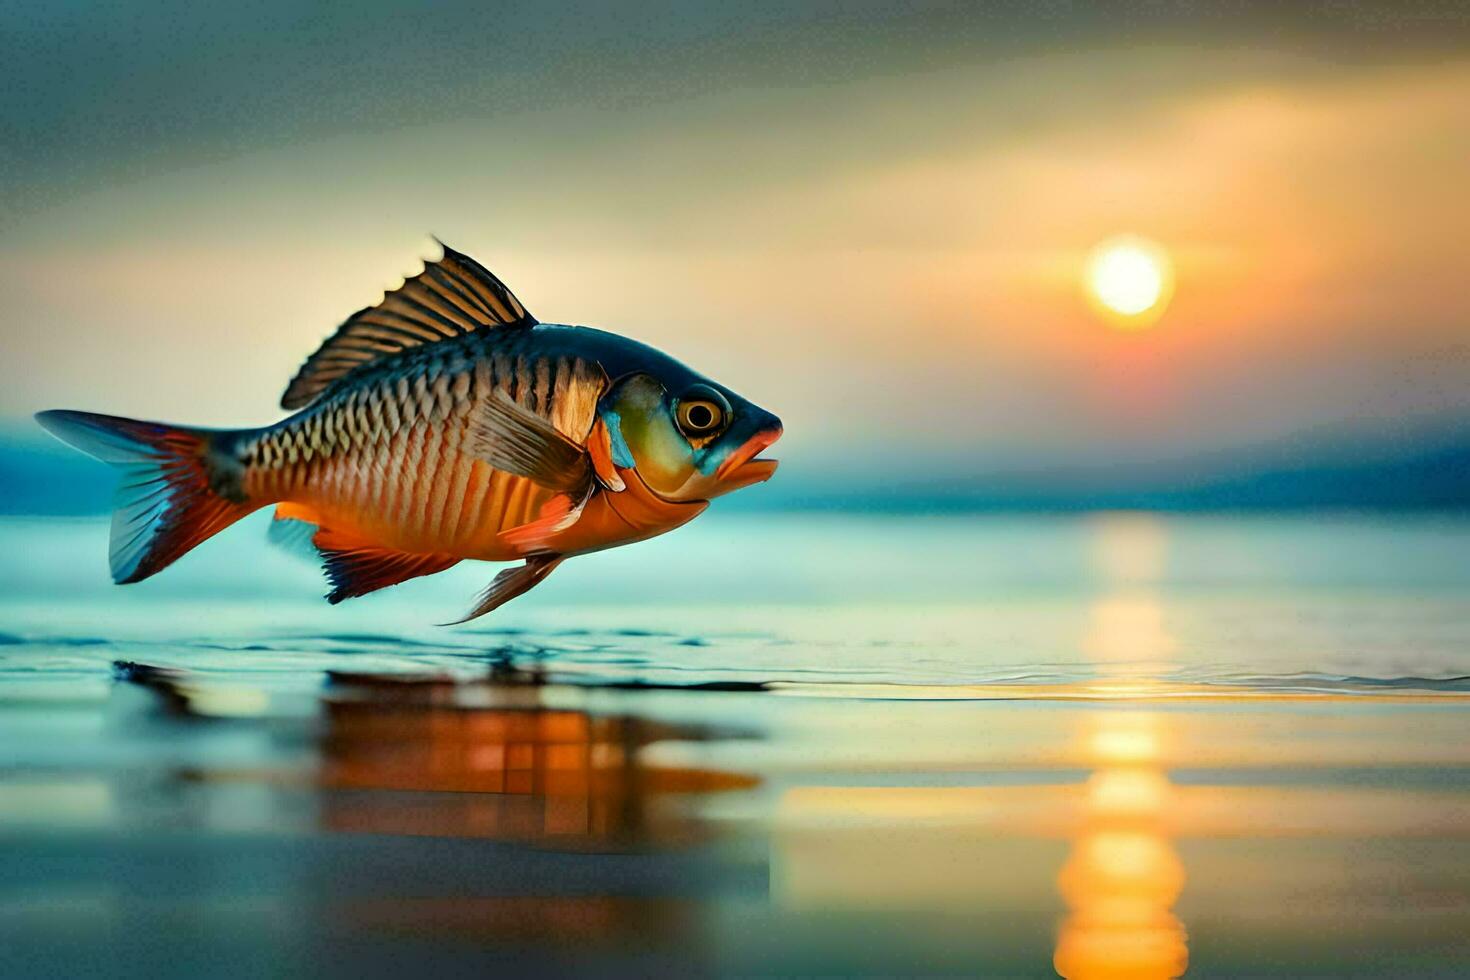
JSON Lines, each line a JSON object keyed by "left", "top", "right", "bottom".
{"left": 468, "top": 390, "right": 592, "bottom": 493}
{"left": 443, "top": 554, "right": 562, "bottom": 625}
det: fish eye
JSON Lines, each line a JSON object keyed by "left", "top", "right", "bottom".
{"left": 674, "top": 385, "right": 730, "bottom": 437}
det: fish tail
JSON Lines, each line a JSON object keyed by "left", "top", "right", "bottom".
{"left": 34, "top": 410, "right": 261, "bottom": 583}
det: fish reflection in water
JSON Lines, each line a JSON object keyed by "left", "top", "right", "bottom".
{"left": 99, "top": 659, "right": 763, "bottom": 963}
{"left": 113, "top": 658, "right": 759, "bottom": 851}
{"left": 318, "top": 668, "right": 758, "bottom": 849}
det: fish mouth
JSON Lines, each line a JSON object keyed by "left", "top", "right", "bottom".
{"left": 716, "top": 425, "right": 783, "bottom": 486}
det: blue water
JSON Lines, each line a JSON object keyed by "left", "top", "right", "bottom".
{"left": 1, "top": 511, "right": 1466, "bottom": 694}
{"left": 4, "top": 511, "right": 1470, "bottom": 977}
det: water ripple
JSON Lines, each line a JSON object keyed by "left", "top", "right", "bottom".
{"left": 1, "top": 629, "right": 1468, "bottom": 701}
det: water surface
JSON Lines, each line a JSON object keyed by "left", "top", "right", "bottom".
{"left": 3, "top": 513, "right": 1468, "bottom": 977}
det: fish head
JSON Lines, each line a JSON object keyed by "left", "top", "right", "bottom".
{"left": 601, "top": 371, "right": 782, "bottom": 502}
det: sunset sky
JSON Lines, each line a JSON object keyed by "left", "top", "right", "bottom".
{"left": 3, "top": 2, "right": 1467, "bottom": 502}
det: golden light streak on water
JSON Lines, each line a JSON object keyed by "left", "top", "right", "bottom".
{"left": 1055, "top": 514, "right": 1189, "bottom": 979}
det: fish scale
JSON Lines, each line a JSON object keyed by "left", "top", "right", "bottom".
{"left": 237, "top": 339, "right": 598, "bottom": 557}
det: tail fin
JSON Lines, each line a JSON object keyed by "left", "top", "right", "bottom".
{"left": 34, "top": 410, "right": 257, "bottom": 583}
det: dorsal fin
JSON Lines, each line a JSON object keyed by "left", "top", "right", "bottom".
{"left": 280, "top": 243, "right": 536, "bottom": 410}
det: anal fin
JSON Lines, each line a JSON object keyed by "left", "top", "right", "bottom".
{"left": 314, "top": 526, "right": 460, "bottom": 603}
{"left": 443, "top": 554, "right": 562, "bottom": 625}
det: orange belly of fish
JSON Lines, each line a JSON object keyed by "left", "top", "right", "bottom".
{"left": 272, "top": 461, "right": 697, "bottom": 565}
{"left": 266, "top": 454, "right": 555, "bottom": 562}
{"left": 250, "top": 417, "right": 702, "bottom": 563}
{"left": 538, "top": 467, "right": 707, "bottom": 558}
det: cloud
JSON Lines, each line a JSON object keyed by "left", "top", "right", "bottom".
{"left": 2, "top": 16, "right": 1466, "bottom": 487}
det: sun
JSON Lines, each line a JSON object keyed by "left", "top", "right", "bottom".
{"left": 1086, "top": 236, "right": 1172, "bottom": 326}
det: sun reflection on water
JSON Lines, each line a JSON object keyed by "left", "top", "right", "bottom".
{"left": 1056, "top": 515, "right": 1188, "bottom": 979}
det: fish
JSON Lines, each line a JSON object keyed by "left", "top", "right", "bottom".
{"left": 35, "top": 244, "right": 782, "bottom": 622}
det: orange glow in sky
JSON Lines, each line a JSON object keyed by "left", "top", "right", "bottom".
{"left": 2, "top": 22, "right": 1466, "bottom": 481}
